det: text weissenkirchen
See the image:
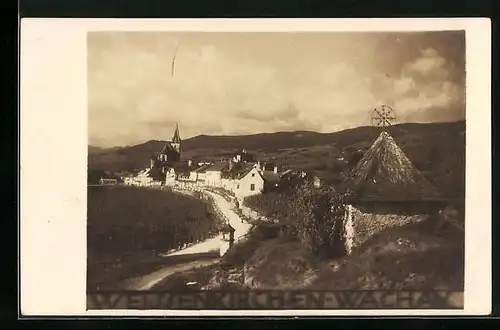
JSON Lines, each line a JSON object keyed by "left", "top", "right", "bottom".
{"left": 87, "top": 290, "right": 464, "bottom": 310}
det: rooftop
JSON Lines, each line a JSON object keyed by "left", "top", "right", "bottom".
{"left": 225, "top": 162, "right": 256, "bottom": 179}
{"left": 344, "top": 131, "right": 444, "bottom": 202}
{"left": 261, "top": 171, "right": 281, "bottom": 183}
{"left": 205, "top": 162, "right": 229, "bottom": 172}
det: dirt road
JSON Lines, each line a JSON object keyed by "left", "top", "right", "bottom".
{"left": 161, "top": 190, "right": 252, "bottom": 257}
{"left": 124, "top": 188, "right": 252, "bottom": 290}
{"left": 205, "top": 191, "right": 253, "bottom": 242}
{"left": 123, "top": 258, "right": 219, "bottom": 291}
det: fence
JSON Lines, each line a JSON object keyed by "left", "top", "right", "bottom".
{"left": 203, "top": 186, "right": 236, "bottom": 203}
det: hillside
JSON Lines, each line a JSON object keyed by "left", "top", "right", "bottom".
{"left": 242, "top": 219, "right": 463, "bottom": 292}
{"left": 87, "top": 186, "right": 222, "bottom": 290}
{"left": 152, "top": 219, "right": 463, "bottom": 300}
{"left": 182, "top": 130, "right": 333, "bottom": 151}
{"left": 88, "top": 121, "right": 465, "bottom": 198}
{"left": 88, "top": 140, "right": 167, "bottom": 172}
{"left": 89, "top": 121, "right": 464, "bottom": 166}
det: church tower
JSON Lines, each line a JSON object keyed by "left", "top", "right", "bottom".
{"left": 171, "top": 123, "right": 182, "bottom": 155}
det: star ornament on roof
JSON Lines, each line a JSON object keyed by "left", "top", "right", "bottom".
{"left": 371, "top": 105, "right": 397, "bottom": 129}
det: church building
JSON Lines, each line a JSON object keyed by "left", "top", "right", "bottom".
{"left": 148, "top": 124, "right": 182, "bottom": 182}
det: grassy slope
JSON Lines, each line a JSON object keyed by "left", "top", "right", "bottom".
{"left": 144, "top": 216, "right": 464, "bottom": 292}
{"left": 87, "top": 186, "right": 221, "bottom": 290}
{"left": 242, "top": 220, "right": 463, "bottom": 291}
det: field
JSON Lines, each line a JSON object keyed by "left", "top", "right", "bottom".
{"left": 87, "top": 186, "right": 222, "bottom": 290}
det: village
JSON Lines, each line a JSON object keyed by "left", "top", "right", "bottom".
{"left": 113, "top": 124, "right": 324, "bottom": 203}
{"left": 96, "top": 124, "right": 463, "bottom": 263}
{"left": 94, "top": 125, "right": 325, "bottom": 266}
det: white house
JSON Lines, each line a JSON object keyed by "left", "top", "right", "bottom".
{"left": 189, "top": 164, "right": 209, "bottom": 183}
{"left": 204, "top": 162, "right": 228, "bottom": 187}
{"left": 162, "top": 163, "right": 210, "bottom": 188}
{"left": 187, "top": 171, "right": 198, "bottom": 181}
{"left": 197, "top": 171, "right": 207, "bottom": 182}
{"left": 123, "top": 176, "right": 134, "bottom": 185}
{"left": 234, "top": 166, "right": 265, "bottom": 200}
{"left": 221, "top": 177, "right": 237, "bottom": 191}
{"left": 132, "top": 168, "right": 154, "bottom": 186}
{"left": 165, "top": 167, "right": 176, "bottom": 186}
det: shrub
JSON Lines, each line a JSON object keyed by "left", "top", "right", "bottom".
{"left": 243, "top": 190, "right": 297, "bottom": 221}
{"left": 243, "top": 183, "right": 349, "bottom": 259}
{"left": 293, "top": 184, "right": 348, "bottom": 258}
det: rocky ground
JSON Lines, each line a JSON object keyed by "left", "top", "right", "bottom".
{"left": 242, "top": 219, "right": 464, "bottom": 291}
{"left": 152, "top": 218, "right": 464, "bottom": 293}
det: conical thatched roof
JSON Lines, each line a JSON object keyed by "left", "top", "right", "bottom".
{"left": 345, "top": 131, "right": 443, "bottom": 202}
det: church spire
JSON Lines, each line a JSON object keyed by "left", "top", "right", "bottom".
{"left": 172, "top": 123, "right": 181, "bottom": 144}
{"left": 171, "top": 123, "right": 182, "bottom": 157}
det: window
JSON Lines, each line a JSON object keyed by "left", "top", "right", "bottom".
{"left": 250, "top": 184, "right": 255, "bottom": 191}
{"left": 237, "top": 184, "right": 240, "bottom": 189}
{"left": 251, "top": 173, "right": 255, "bottom": 177}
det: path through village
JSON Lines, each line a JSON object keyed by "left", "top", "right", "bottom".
{"left": 123, "top": 189, "right": 253, "bottom": 291}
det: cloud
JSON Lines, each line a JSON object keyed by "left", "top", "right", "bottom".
{"left": 88, "top": 33, "right": 465, "bottom": 147}
{"left": 391, "top": 47, "right": 465, "bottom": 122}
{"left": 406, "top": 48, "right": 447, "bottom": 76}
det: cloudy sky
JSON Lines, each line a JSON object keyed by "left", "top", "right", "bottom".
{"left": 88, "top": 31, "right": 465, "bottom": 147}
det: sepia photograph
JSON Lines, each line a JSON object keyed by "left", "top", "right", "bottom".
{"left": 19, "top": 17, "right": 492, "bottom": 316}
{"left": 85, "top": 30, "right": 466, "bottom": 310}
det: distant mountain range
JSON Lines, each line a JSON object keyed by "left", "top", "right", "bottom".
{"left": 88, "top": 120, "right": 465, "bottom": 172}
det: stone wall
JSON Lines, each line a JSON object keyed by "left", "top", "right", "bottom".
{"left": 343, "top": 202, "right": 433, "bottom": 254}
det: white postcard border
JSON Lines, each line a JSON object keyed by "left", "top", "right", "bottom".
{"left": 20, "top": 18, "right": 491, "bottom": 316}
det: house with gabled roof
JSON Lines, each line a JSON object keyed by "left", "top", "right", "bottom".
{"left": 234, "top": 166, "right": 265, "bottom": 200}
{"left": 233, "top": 162, "right": 287, "bottom": 201}
{"left": 193, "top": 163, "right": 208, "bottom": 183}
{"left": 162, "top": 160, "right": 209, "bottom": 187}
{"left": 204, "top": 162, "right": 229, "bottom": 187}
{"left": 219, "top": 161, "right": 253, "bottom": 191}
{"left": 342, "top": 131, "right": 446, "bottom": 254}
